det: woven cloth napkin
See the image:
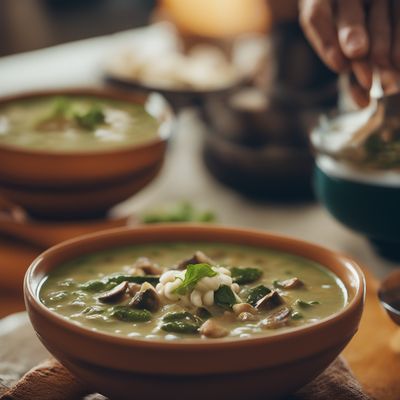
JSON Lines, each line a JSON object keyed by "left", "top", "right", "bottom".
{"left": 0, "top": 356, "right": 372, "bottom": 400}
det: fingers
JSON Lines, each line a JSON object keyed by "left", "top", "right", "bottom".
{"left": 392, "top": 1, "right": 400, "bottom": 69}
{"left": 299, "top": 0, "right": 348, "bottom": 72}
{"left": 349, "top": 73, "right": 370, "bottom": 107}
{"left": 352, "top": 60, "right": 373, "bottom": 90}
{"left": 379, "top": 69, "right": 400, "bottom": 94}
{"left": 336, "top": 0, "right": 369, "bottom": 59}
{"left": 368, "top": 0, "right": 391, "bottom": 68}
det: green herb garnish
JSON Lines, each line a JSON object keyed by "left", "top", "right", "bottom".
{"left": 161, "top": 312, "right": 203, "bottom": 334}
{"left": 80, "top": 275, "right": 159, "bottom": 292}
{"left": 291, "top": 311, "right": 303, "bottom": 320}
{"left": 80, "top": 280, "right": 116, "bottom": 292}
{"left": 246, "top": 285, "right": 271, "bottom": 306}
{"left": 230, "top": 267, "right": 262, "bottom": 284}
{"left": 81, "top": 306, "right": 107, "bottom": 316}
{"left": 214, "top": 285, "right": 237, "bottom": 309}
{"left": 107, "top": 275, "right": 159, "bottom": 286}
{"left": 74, "top": 106, "right": 105, "bottom": 130}
{"left": 141, "top": 201, "right": 216, "bottom": 224}
{"left": 111, "top": 306, "right": 152, "bottom": 322}
{"left": 295, "top": 299, "right": 320, "bottom": 308}
{"left": 162, "top": 312, "right": 192, "bottom": 322}
{"left": 173, "top": 264, "right": 217, "bottom": 296}
{"left": 52, "top": 96, "right": 72, "bottom": 117}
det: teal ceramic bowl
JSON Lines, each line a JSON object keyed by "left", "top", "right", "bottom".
{"left": 314, "top": 156, "right": 400, "bottom": 260}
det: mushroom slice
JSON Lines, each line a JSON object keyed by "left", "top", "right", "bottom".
{"left": 176, "top": 251, "right": 216, "bottom": 270}
{"left": 129, "top": 282, "right": 161, "bottom": 312}
{"left": 255, "top": 290, "right": 284, "bottom": 311}
{"left": 278, "top": 277, "right": 304, "bottom": 289}
{"left": 260, "top": 306, "right": 291, "bottom": 329}
{"left": 199, "top": 319, "right": 229, "bottom": 338}
{"left": 232, "top": 303, "right": 257, "bottom": 316}
{"left": 98, "top": 281, "right": 128, "bottom": 303}
{"left": 127, "top": 282, "right": 141, "bottom": 296}
{"left": 136, "top": 257, "right": 163, "bottom": 275}
{"left": 237, "top": 312, "right": 259, "bottom": 322}
{"left": 129, "top": 257, "right": 162, "bottom": 276}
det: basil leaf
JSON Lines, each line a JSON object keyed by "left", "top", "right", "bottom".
{"left": 246, "top": 285, "right": 271, "bottom": 306}
{"left": 230, "top": 267, "right": 262, "bottom": 284}
{"left": 173, "top": 264, "right": 217, "bottom": 295}
{"left": 214, "top": 285, "right": 237, "bottom": 309}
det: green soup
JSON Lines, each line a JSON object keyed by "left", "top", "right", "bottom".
{"left": 39, "top": 243, "right": 347, "bottom": 340}
{"left": 0, "top": 95, "right": 160, "bottom": 152}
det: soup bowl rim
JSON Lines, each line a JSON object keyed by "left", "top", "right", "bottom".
{"left": 24, "top": 224, "right": 365, "bottom": 349}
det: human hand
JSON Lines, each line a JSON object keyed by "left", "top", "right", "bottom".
{"left": 299, "top": 0, "right": 400, "bottom": 106}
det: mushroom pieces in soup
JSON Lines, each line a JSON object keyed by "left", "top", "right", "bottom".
{"left": 39, "top": 243, "right": 347, "bottom": 340}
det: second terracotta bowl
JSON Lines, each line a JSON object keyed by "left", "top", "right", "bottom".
{"left": 24, "top": 225, "right": 365, "bottom": 399}
{"left": 0, "top": 88, "right": 174, "bottom": 218}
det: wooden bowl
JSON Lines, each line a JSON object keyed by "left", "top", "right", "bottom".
{"left": 0, "top": 89, "right": 174, "bottom": 218}
{"left": 24, "top": 225, "right": 365, "bottom": 399}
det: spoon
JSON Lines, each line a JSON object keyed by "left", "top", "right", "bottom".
{"left": 0, "top": 197, "right": 130, "bottom": 248}
{"left": 311, "top": 71, "right": 400, "bottom": 161}
{"left": 378, "top": 270, "right": 400, "bottom": 326}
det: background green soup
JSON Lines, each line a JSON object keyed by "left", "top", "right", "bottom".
{"left": 0, "top": 95, "right": 160, "bottom": 152}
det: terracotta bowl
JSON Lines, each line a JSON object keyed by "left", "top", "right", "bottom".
{"left": 24, "top": 225, "right": 365, "bottom": 400}
{"left": 0, "top": 88, "right": 174, "bottom": 218}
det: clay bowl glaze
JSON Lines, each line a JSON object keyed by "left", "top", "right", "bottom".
{"left": 0, "top": 89, "right": 174, "bottom": 219}
{"left": 314, "top": 156, "right": 400, "bottom": 261}
{"left": 24, "top": 225, "right": 365, "bottom": 400}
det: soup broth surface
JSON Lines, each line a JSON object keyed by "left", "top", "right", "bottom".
{"left": 0, "top": 95, "right": 159, "bottom": 152}
{"left": 40, "top": 243, "right": 347, "bottom": 340}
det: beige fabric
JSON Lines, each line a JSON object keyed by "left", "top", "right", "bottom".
{"left": 1, "top": 357, "right": 371, "bottom": 400}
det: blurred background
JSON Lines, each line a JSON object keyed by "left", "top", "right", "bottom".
{"left": 0, "top": 0, "right": 157, "bottom": 56}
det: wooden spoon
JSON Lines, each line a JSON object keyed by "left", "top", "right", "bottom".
{"left": 0, "top": 197, "right": 130, "bottom": 248}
